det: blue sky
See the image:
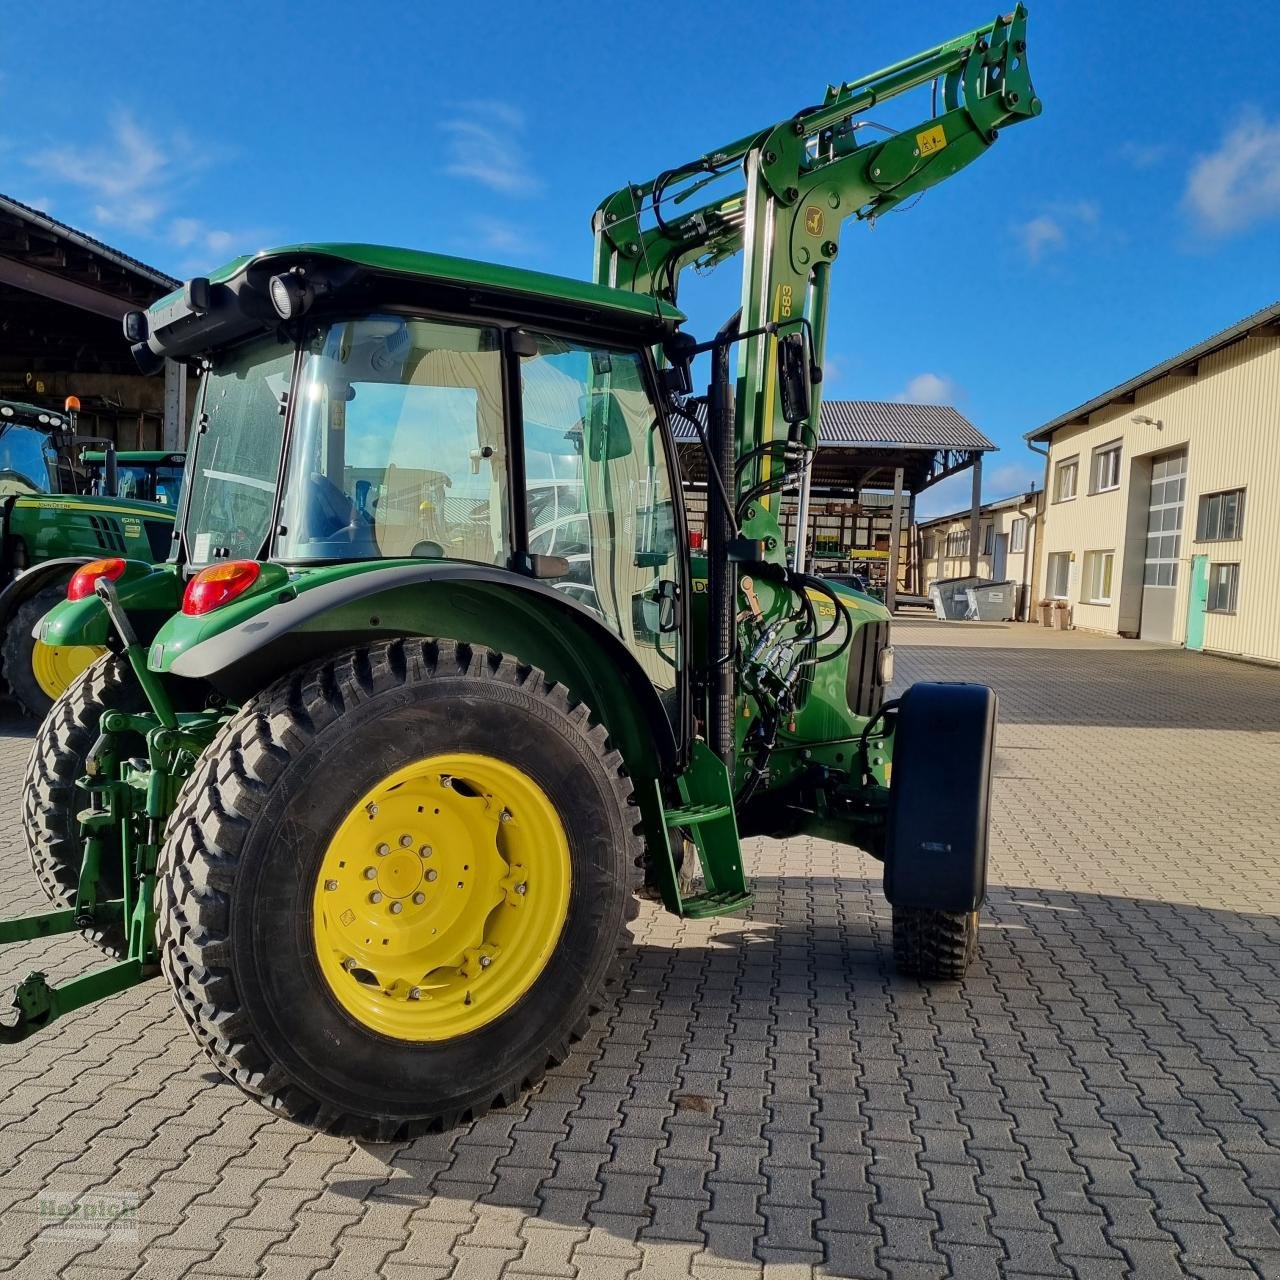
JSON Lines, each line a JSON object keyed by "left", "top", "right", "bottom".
{"left": 6, "top": 0, "right": 1280, "bottom": 515}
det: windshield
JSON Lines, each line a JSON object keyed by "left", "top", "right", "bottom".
{"left": 0, "top": 425, "right": 57, "bottom": 495}
{"left": 88, "top": 462, "right": 184, "bottom": 505}
{"left": 182, "top": 334, "right": 293, "bottom": 567}
{"left": 277, "top": 316, "right": 507, "bottom": 564}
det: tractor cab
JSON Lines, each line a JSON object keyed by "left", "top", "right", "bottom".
{"left": 81, "top": 450, "right": 186, "bottom": 507}
{"left": 140, "top": 246, "right": 690, "bottom": 695}
{"left": 0, "top": 401, "right": 68, "bottom": 495}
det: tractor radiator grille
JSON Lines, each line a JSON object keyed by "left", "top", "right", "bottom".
{"left": 845, "top": 619, "right": 890, "bottom": 719}
{"left": 88, "top": 516, "right": 128, "bottom": 555}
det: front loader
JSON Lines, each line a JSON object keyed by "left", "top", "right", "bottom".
{"left": 2, "top": 9, "right": 1039, "bottom": 1138}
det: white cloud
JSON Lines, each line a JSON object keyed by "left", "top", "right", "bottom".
{"left": 23, "top": 110, "right": 255, "bottom": 262}
{"left": 1184, "top": 109, "right": 1280, "bottom": 235}
{"left": 1014, "top": 199, "right": 1100, "bottom": 263}
{"left": 29, "top": 110, "right": 171, "bottom": 234}
{"left": 896, "top": 372, "right": 961, "bottom": 405}
{"left": 1119, "top": 140, "right": 1170, "bottom": 169}
{"left": 471, "top": 216, "right": 540, "bottom": 260}
{"left": 441, "top": 100, "right": 542, "bottom": 196}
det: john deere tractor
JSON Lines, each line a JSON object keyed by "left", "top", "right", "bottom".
{"left": 82, "top": 448, "right": 186, "bottom": 508}
{"left": 0, "top": 398, "right": 175, "bottom": 716}
{"left": 2, "top": 10, "right": 1038, "bottom": 1138}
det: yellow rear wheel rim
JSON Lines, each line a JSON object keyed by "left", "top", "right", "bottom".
{"left": 32, "top": 642, "right": 107, "bottom": 701}
{"left": 312, "top": 752, "right": 571, "bottom": 1041}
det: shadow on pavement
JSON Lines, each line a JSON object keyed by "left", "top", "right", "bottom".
{"left": 308, "top": 878, "right": 1280, "bottom": 1273}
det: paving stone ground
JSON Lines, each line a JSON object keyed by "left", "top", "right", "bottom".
{"left": 0, "top": 618, "right": 1278, "bottom": 1279}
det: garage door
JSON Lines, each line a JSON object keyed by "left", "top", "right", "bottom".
{"left": 1139, "top": 449, "right": 1186, "bottom": 643}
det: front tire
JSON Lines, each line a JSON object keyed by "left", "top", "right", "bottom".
{"left": 156, "top": 639, "right": 641, "bottom": 1140}
{"left": 892, "top": 907, "right": 978, "bottom": 980}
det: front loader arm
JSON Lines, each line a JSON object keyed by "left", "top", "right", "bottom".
{"left": 593, "top": 5, "right": 1040, "bottom": 465}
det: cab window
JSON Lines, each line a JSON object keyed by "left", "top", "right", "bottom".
{"left": 278, "top": 317, "right": 508, "bottom": 565}
{"left": 518, "top": 334, "right": 682, "bottom": 691}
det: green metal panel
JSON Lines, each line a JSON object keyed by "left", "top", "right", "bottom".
{"left": 1187, "top": 555, "right": 1209, "bottom": 651}
{"left": 7, "top": 494, "right": 174, "bottom": 568}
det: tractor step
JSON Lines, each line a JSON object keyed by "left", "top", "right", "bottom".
{"left": 662, "top": 801, "right": 733, "bottom": 827}
{"left": 655, "top": 741, "right": 752, "bottom": 919}
{"left": 678, "top": 889, "right": 755, "bottom": 919}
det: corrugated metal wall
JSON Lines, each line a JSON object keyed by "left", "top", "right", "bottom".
{"left": 1039, "top": 336, "right": 1280, "bottom": 663}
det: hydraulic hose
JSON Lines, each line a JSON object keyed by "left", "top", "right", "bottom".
{"left": 706, "top": 309, "right": 742, "bottom": 768}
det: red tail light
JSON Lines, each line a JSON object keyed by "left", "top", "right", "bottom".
{"left": 67, "top": 557, "right": 126, "bottom": 601}
{"left": 182, "top": 561, "right": 262, "bottom": 615}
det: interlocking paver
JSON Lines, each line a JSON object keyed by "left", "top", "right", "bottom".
{"left": 0, "top": 621, "right": 1278, "bottom": 1277}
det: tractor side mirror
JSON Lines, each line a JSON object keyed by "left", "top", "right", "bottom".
{"left": 584, "top": 392, "right": 633, "bottom": 462}
{"left": 777, "top": 332, "right": 812, "bottom": 426}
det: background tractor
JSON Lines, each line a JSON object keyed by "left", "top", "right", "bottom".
{"left": 0, "top": 397, "right": 175, "bottom": 716}
{"left": 81, "top": 448, "right": 186, "bottom": 508}
{"left": 2, "top": 9, "right": 1038, "bottom": 1139}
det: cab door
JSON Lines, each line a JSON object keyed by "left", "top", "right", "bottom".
{"left": 515, "top": 331, "right": 686, "bottom": 731}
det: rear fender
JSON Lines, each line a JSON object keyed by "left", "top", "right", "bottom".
{"left": 156, "top": 562, "right": 679, "bottom": 781}
{"left": 36, "top": 562, "right": 183, "bottom": 648}
{"left": 0, "top": 557, "right": 97, "bottom": 637}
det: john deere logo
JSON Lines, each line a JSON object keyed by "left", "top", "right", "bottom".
{"left": 804, "top": 206, "right": 824, "bottom": 236}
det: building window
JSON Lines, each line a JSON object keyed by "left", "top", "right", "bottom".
{"left": 1090, "top": 441, "right": 1122, "bottom": 493}
{"left": 922, "top": 534, "right": 936, "bottom": 559}
{"left": 1207, "top": 563, "right": 1240, "bottom": 614}
{"left": 1046, "top": 552, "right": 1071, "bottom": 599}
{"left": 1082, "top": 550, "right": 1114, "bottom": 604}
{"left": 945, "top": 530, "right": 970, "bottom": 557}
{"left": 980, "top": 524, "right": 993, "bottom": 556}
{"left": 1196, "top": 489, "right": 1245, "bottom": 542}
{"left": 1011, "top": 517, "right": 1027, "bottom": 553}
{"left": 1053, "top": 456, "right": 1079, "bottom": 503}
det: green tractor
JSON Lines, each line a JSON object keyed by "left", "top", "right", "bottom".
{"left": 0, "top": 397, "right": 175, "bottom": 717}
{"left": 2, "top": 10, "right": 1038, "bottom": 1138}
{"left": 81, "top": 449, "right": 186, "bottom": 509}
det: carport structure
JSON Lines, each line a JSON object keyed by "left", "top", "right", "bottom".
{"left": 674, "top": 398, "right": 995, "bottom": 607}
{"left": 0, "top": 195, "right": 182, "bottom": 447}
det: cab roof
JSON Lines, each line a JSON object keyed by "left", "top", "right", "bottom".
{"left": 82, "top": 449, "right": 184, "bottom": 463}
{"left": 150, "top": 242, "right": 684, "bottom": 327}
{"left": 0, "top": 399, "right": 67, "bottom": 427}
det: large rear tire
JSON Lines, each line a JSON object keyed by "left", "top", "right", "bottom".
{"left": 156, "top": 638, "right": 642, "bottom": 1140}
{"left": 23, "top": 652, "right": 148, "bottom": 957}
{"left": 892, "top": 907, "right": 978, "bottom": 980}
{"left": 4, "top": 585, "right": 108, "bottom": 719}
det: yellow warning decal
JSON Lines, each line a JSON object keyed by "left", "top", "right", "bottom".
{"left": 916, "top": 124, "right": 947, "bottom": 157}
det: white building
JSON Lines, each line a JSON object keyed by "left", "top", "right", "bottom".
{"left": 1027, "top": 302, "right": 1280, "bottom": 663}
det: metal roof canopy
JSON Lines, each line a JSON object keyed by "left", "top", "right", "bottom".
{"left": 0, "top": 194, "right": 184, "bottom": 446}
{"left": 0, "top": 194, "right": 177, "bottom": 378}
{"left": 1026, "top": 299, "right": 1280, "bottom": 443}
{"left": 674, "top": 398, "right": 995, "bottom": 494}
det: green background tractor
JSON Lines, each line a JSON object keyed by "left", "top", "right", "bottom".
{"left": 4, "top": 8, "right": 1038, "bottom": 1140}
{"left": 81, "top": 449, "right": 186, "bottom": 509}
{"left": 0, "top": 398, "right": 175, "bottom": 716}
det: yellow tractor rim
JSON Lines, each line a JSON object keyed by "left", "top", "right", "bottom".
{"left": 312, "top": 752, "right": 571, "bottom": 1041}
{"left": 31, "top": 642, "right": 107, "bottom": 701}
